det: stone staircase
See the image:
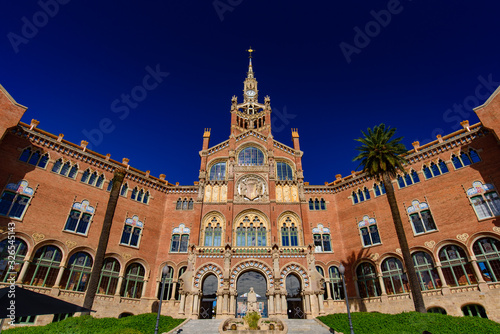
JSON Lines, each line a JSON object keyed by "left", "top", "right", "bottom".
{"left": 282, "top": 319, "right": 333, "bottom": 334}
{"left": 169, "top": 318, "right": 336, "bottom": 334}
{"left": 170, "top": 318, "right": 223, "bottom": 334}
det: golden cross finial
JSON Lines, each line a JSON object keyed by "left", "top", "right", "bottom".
{"left": 247, "top": 47, "right": 254, "bottom": 58}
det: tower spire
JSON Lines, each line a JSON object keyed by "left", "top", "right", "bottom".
{"left": 246, "top": 47, "right": 254, "bottom": 78}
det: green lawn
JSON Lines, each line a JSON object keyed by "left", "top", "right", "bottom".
{"left": 3, "top": 313, "right": 185, "bottom": 334}
{"left": 317, "top": 312, "right": 500, "bottom": 334}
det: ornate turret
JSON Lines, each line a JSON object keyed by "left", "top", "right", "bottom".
{"left": 230, "top": 48, "right": 272, "bottom": 137}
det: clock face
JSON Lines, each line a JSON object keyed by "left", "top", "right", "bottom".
{"left": 246, "top": 90, "right": 256, "bottom": 97}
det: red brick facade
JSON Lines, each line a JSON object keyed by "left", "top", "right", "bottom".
{"left": 1, "top": 64, "right": 500, "bottom": 326}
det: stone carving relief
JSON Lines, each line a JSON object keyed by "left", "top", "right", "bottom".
{"left": 424, "top": 240, "right": 436, "bottom": 249}
{"left": 65, "top": 240, "right": 77, "bottom": 249}
{"left": 235, "top": 175, "right": 268, "bottom": 202}
{"left": 203, "top": 184, "right": 227, "bottom": 203}
{"left": 456, "top": 233, "right": 469, "bottom": 243}
{"left": 275, "top": 184, "right": 300, "bottom": 203}
{"left": 32, "top": 233, "right": 45, "bottom": 243}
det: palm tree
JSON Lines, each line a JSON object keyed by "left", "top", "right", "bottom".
{"left": 353, "top": 124, "right": 426, "bottom": 313}
{"left": 82, "top": 168, "right": 126, "bottom": 313}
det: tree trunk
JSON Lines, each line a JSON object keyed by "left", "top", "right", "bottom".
{"left": 82, "top": 168, "right": 126, "bottom": 314}
{"left": 382, "top": 173, "right": 426, "bottom": 313}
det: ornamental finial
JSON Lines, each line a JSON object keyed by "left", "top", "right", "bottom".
{"left": 247, "top": 47, "right": 254, "bottom": 58}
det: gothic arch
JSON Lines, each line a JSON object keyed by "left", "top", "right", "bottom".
{"left": 233, "top": 209, "right": 270, "bottom": 247}
{"left": 200, "top": 211, "right": 226, "bottom": 247}
{"left": 194, "top": 263, "right": 223, "bottom": 290}
{"left": 277, "top": 211, "right": 304, "bottom": 246}
{"left": 230, "top": 259, "right": 273, "bottom": 289}
{"left": 279, "top": 263, "right": 309, "bottom": 289}
{"left": 235, "top": 141, "right": 268, "bottom": 165}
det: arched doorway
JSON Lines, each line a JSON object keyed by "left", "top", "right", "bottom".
{"left": 236, "top": 270, "right": 268, "bottom": 318}
{"left": 286, "top": 274, "right": 304, "bottom": 319}
{"left": 199, "top": 274, "right": 218, "bottom": 319}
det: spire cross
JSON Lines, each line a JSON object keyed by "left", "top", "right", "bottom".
{"left": 247, "top": 47, "right": 254, "bottom": 58}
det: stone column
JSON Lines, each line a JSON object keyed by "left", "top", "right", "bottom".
{"left": 274, "top": 292, "right": 281, "bottom": 314}
{"left": 325, "top": 282, "right": 332, "bottom": 300}
{"left": 179, "top": 294, "right": 186, "bottom": 315}
{"left": 435, "top": 265, "right": 448, "bottom": 287}
{"left": 141, "top": 280, "right": 148, "bottom": 298}
{"left": 15, "top": 260, "right": 30, "bottom": 284}
{"left": 317, "top": 293, "right": 325, "bottom": 314}
{"left": 309, "top": 294, "right": 318, "bottom": 315}
{"left": 470, "top": 259, "right": 488, "bottom": 291}
{"left": 378, "top": 274, "right": 387, "bottom": 295}
{"left": 170, "top": 282, "right": 177, "bottom": 300}
{"left": 268, "top": 294, "right": 275, "bottom": 315}
{"left": 192, "top": 293, "right": 200, "bottom": 317}
{"left": 216, "top": 292, "right": 223, "bottom": 316}
{"left": 229, "top": 292, "right": 236, "bottom": 315}
{"left": 115, "top": 276, "right": 124, "bottom": 296}
{"left": 53, "top": 265, "right": 66, "bottom": 288}
{"left": 223, "top": 293, "right": 229, "bottom": 315}
{"left": 304, "top": 293, "right": 311, "bottom": 314}
{"left": 281, "top": 293, "right": 287, "bottom": 315}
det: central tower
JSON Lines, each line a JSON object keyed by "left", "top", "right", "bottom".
{"left": 230, "top": 48, "right": 272, "bottom": 137}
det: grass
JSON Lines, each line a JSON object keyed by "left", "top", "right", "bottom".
{"left": 317, "top": 312, "right": 500, "bottom": 334}
{"left": 3, "top": 313, "right": 185, "bottom": 334}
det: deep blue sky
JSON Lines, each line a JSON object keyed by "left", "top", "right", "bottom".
{"left": 2, "top": 1, "right": 499, "bottom": 185}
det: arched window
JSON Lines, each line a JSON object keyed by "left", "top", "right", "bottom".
{"left": 374, "top": 182, "right": 386, "bottom": 196}
{"left": 312, "top": 224, "right": 331, "bottom": 252}
{"left": 61, "top": 252, "right": 93, "bottom": 292}
{"left": 20, "top": 148, "right": 48, "bottom": 168}
{"left": 64, "top": 200, "right": 94, "bottom": 235}
{"left": 411, "top": 251, "right": 441, "bottom": 290}
{"left": 204, "top": 217, "right": 222, "bottom": 247}
{"left": 469, "top": 149, "right": 481, "bottom": 163}
{"left": 473, "top": 237, "right": 500, "bottom": 282}
{"left": 68, "top": 165, "right": 78, "bottom": 179}
{"left": 106, "top": 180, "right": 113, "bottom": 192}
{"left": 276, "top": 162, "right": 293, "bottom": 180}
{"left": 281, "top": 217, "right": 298, "bottom": 247}
{"left": 428, "top": 307, "right": 447, "bottom": 314}
{"left": 234, "top": 214, "right": 267, "bottom": 247}
{"left": 120, "top": 216, "right": 143, "bottom": 248}
{"left": 356, "top": 263, "right": 381, "bottom": 298}
{"left": 176, "top": 198, "right": 182, "bottom": 210}
{"left": 439, "top": 245, "right": 477, "bottom": 286}
{"left": 320, "top": 199, "right": 326, "bottom": 210}
{"left": 182, "top": 199, "right": 188, "bottom": 210}
{"left": 121, "top": 263, "right": 145, "bottom": 299}
{"left": 143, "top": 191, "right": 150, "bottom": 204}
{"left": 95, "top": 175, "right": 105, "bottom": 188}
{"left": 24, "top": 245, "right": 62, "bottom": 287}
{"left": 52, "top": 159, "right": 63, "bottom": 173}
{"left": 98, "top": 258, "right": 120, "bottom": 295}
{"left": 175, "top": 266, "right": 187, "bottom": 300}
{"left": 81, "top": 170, "right": 90, "bottom": 183}
{"left": 131, "top": 188, "right": 138, "bottom": 200}
{"left": 358, "top": 216, "right": 381, "bottom": 247}
{"left": 209, "top": 162, "right": 226, "bottom": 181}
{"left": 466, "top": 181, "right": 500, "bottom": 219}
{"left": 308, "top": 199, "right": 314, "bottom": 210}
{"left": 238, "top": 147, "right": 264, "bottom": 166}
{"left": 462, "top": 304, "right": 488, "bottom": 318}
{"left": 407, "top": 200, "right": 437, "bottom": 234}
{"left": 328, "top": 266, "right": 344, "bottom": 300}
{"left": 352, "top": 191, "right": 359, "bottom": 204}
{"left": 316, "top": 266, "right": 328, "bottom": 300}
{"left": 0, "top": 180, "right": 34, "bottom": 219}
{"left": 451, "top": 155, "right": 462, "bottom": 169}
{"left": 381, "top": 257, "right": 408, "bottom": 295}
{"left": 170, "top": 224, "right": 190, "bottom": 252}
{"left": 188, "top": 199, "right": 193, "bottom": 209}
{"left": 398, "top": 170, "right": 420, "bottom": 189}
{"left": 314, "top": 199, "right": 320, "bottom": 210}
{"left": 157, "top": 265, "right": 174, "bottom": 301}
{"left": 60, "top": 161, "right": 71, "bottom": 177}
{"left": 0, "top": 239, "right": 28, "bottom": 282}
{"left": 120, "top": 183, "right": 128, "bottom": 197}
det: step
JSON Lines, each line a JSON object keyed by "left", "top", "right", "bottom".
{"left": 173, "top": 318, "right": 223, "bottom": 334}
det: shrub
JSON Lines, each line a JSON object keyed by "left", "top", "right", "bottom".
{"left": 244, "top": 311, "right": 261, "bottom": 330}
{"left": 3, "top": 313, "right": 184, "bottom": 334}
{"left": 317, "top": 312, "right": 500, "bottom": 334}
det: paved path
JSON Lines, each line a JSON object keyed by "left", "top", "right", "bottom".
{"left": 171, "top": 318, "right": 337, "bottom": 334}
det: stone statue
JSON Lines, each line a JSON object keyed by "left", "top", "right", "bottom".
{"left": 247, "top": 287, "right": 258, "bottom": 313}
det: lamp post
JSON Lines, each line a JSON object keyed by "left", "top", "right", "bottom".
{"left": 338, "top": 264, "right": 354, "bottom": 334}
{"left": 155, "top": 266, "right": 170, "bottom": 334}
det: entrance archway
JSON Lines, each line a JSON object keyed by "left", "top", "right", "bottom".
{"left": 199, "top": 274, "right": 218, "bottom": 319}
{"left": 286, "top": 274, "right": 304, "bottom": 319}
{"left": 236, "top": 270, "right": 268, "bottom": 318}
